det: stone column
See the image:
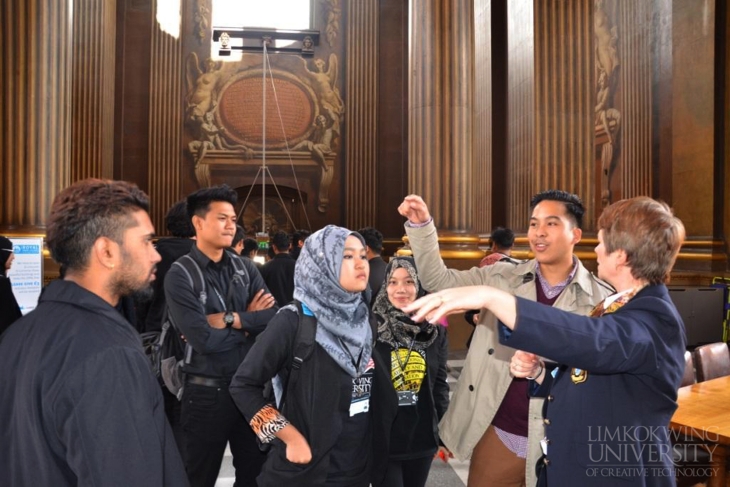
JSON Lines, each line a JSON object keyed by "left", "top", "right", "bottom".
{"left": 408, "top": 0, "right": 481, "bottom": 257}
{"left": 0, "top": 0, "right": 72, "bottom": 231}
{"left": 70, "top": 0, "right": 117, "bottom": 181}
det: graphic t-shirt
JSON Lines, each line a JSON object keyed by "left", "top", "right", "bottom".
{"left": 389, "top": 347, "right": 437, "bottom": 459}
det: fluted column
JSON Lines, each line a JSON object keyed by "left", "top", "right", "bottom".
{"left": 148, "top": 0, "right": 184, "bottom": 234}
{"left": 70, "top": 0, "right": 117, "bottom": 181}
{"left": 473, "top": 0, "right": 493, "bottom": 235}
{"left": 0, "top": 0, "right": 72, "bottom": 231}
{"left": 409, "top": 0, "right": 475, "bottom": 236}
{"left": 345, "top": 0, "right": 378, "bottom": 229}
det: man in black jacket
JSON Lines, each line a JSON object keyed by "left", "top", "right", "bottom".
{"left": 359, "top": 227, "right": 387, "bottom": 304}
{"left": 260, "top": 231, "right": 296, "bottom": 306}
{"left": 165, "top": 185, "right": 277, "bottom": 487}
{"left": 0, "top": 179, "right": 187, "bottom": 486}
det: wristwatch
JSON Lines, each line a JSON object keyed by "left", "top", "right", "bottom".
{"left": 223, "top": 311, "right": 235, "bottom": 328}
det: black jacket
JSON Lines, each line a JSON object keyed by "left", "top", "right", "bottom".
{"left": 144, "top": 237, "right": 194, "bottom": 333}
{"left": 230, "top": 306, "right": 387, "bottom": 486}
{"left": 0, "top": 275, "right": 22, "bottom": 335}
{"left": 0, "top": 280, "right": 188, "bottom": 486}
{"left": 164, "top": 245, "right": 277, "bottom": 379}
{"left": 370, "top": 324, "right": 450, "bottom": 485}
{"left": 368, "top": 257, "right": 387, "bottom": 305}
{"left": 260, "top": 253, "right": 296, "bottom": 306}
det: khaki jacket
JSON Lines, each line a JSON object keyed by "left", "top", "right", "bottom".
{"left": 405, "top": 222, "right": 612, "bottom": 487}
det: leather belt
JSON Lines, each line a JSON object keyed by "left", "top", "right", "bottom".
{"left": 185, "top": 374, "right": 230, "bottom": 388}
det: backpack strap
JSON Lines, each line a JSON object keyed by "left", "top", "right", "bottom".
{"left": 279, "top": 300, "right": 317, "bottom": 410}
{"left": 164, "top": 254, "right": 207, "bottom": 366}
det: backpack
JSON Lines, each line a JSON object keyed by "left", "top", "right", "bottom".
{"left": 142, "top": 251, "right": 249, "bottom": 399}
{"left": 275, "top": 300, "right": 317, "bottom": 410}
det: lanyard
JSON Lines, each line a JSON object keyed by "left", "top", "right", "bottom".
{"left": 338, "top": 338, "right": 363, "bottom": 373}
{"left": 388, "top": 321, "right": 416, "bottom": 379}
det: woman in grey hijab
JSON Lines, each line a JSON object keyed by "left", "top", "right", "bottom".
{"left": 231, "top": 225, "right": 384, "bottom": 487}
{"left": 370, "top": 257, "right": 450, "bottom": 487}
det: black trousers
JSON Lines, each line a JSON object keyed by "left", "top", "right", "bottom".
{"left": 379, "top": 455, "right": 434, "bottom": 487}
{"left": 181, "top": 383, "right": 268, "bottom": 487}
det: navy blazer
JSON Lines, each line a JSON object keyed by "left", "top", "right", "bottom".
{"left": 502, "top": 284, "right": 686, "bottom": 487}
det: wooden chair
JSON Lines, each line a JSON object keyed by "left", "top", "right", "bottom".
{"left": 680, "top": 350, "right": 696, "bottom": 387}
{"left": 694, "top": 342, "right": 730, "bottom": 382}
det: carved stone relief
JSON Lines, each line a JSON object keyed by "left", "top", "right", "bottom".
{"left": 595, "top": 0, "right": 621, "bottom": 208}
{"left": 321, "top": 0, "right": 341, "bottom": 47}
{"left": 183, "top": 52, "right": 344, "bottom": 213}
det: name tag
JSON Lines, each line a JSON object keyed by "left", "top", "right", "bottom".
{"left": 397, "top": 390, "right": 418, "bottom": 407}
{"left": 540, "top": 436, "right": 549, "bottom": 456}
{"left": 349, "top": 397, "right": 370, "bottom": 416}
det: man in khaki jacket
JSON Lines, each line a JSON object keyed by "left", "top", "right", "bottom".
{"left": 399, "top": 190, "right": 612, "bottom": 487}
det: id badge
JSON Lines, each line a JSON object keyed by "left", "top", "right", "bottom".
{"left": 349, "top": 397, "right": 370, "bottom": 417}
{"left": 397, "top": 390, "right": 418, "bottom": 407}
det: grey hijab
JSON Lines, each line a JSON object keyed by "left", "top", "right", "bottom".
{"left": 293, "top": 225, "right": 373, "bottom": 377}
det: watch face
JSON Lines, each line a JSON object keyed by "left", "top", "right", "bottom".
{"left": 224, "top": 312, "right": 234, "bottom": 326}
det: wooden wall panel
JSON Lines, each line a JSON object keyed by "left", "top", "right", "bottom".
{"left": 345, "top": 0, "right": 378, "bottom": 229}
{"left": 409, "top": 0, "right": 474, "bottom": 233}
{"left": 616, "top": 1, "right": 653, "bottom": 200}
{"left": 71, "top": 0, "right": 117, "bottom": 182}
{"left": 506, "top": 0, "right": 535, "bottom": 231}
{"left": 147, "top": 0, "right": 183, "bottom": 235}
{"left": 534, "top": 0, "right": 594, "bottom": 227}
{"left": 0, "top": 0, "right": 71, "bottom": 229}
{"left": 473, "top": 0, "right": 493, "bottom": 234}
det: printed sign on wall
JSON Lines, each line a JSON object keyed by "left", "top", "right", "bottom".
{"left": 8, "top": 237, "right": 44, "bottom": 315}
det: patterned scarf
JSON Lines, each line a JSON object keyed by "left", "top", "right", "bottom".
{"left": 589, "top": 285, "right": 645, "bottom": 317}
{"left": 372, "top": 257, "right": 438, "bottom": 351}
{"left": 292, "top": 225, "right": 373, "bottom": 377}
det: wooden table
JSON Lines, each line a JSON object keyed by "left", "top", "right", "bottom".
{"left": 670, "top": 375, "right": 730, "bottom": 487}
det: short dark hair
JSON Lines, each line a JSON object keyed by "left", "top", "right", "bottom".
{"left": 292, "top": 229, "right": 311, "bottom": 244}
{"left": 165, "top": 200, "right": 195, "bottom": 238}
{"left": 232, "top": 225, "right": 246, "bottom": 248}
{"left": 242, "top": 238, "right": 258, "bottom": 257}
{"left": 358, "top": 227, "right": 383, "bottom": 254}
{"left": 529, "top": 190, "right": 585, "bottom": 229}
{"left": 47, "top": 179, "right": 150, "bottom": 272}
{"left": 271, "top": 231, "right": 290, "bottom": 251}
{"left": 186, "top": 185, "right": 237, "bottom": 220}
{"left": 490, "top": 227, "right": 515, "bottom": 250}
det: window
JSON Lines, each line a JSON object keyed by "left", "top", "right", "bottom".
{"left": 212, "top": 0, "right": 312, "bottom": 31}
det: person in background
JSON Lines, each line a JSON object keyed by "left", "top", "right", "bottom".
{"left": 370, "top": 257, "right": 450, "bottom": 487}
{"left": 0, "top": 179, "right": 187, "bottom": 486}
{"left": 231, "top": 225, "right": 246, "bottom": 255}
{"left": 359, "top": 227, "right": 387, "bottom": 305}
{"left": 479, "top": 227, "right": 517, "bottom": 267}
{"left": 398, "top": 191, "right": 612, "bottom": 487}
{"left": 290, "top": 229, "right": 311, "bottom": 261}
{"left": 144, "top": 200, "right": 196, "bottom": 333}
{"left": 260, "top": 231, "right": 296, "bottom": 306}
{"left": 405, "top": 196, "right": 686, "bottom": 487}
{"left": 0, "top": 236, "right": 22, "bottom": 335}
{"left": 230, "top": 226, "right": 384, "bottom": 487}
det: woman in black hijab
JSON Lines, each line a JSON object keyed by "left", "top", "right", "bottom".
{"left": 371, "top": 257, "right": 450, "bottom": 487}
{"left": 0, "top": 236, "right": 22, "bottom": 335}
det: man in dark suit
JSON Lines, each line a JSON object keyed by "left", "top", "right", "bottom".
{"left": 359, "top": 227, "right": 387, "bottom": 305}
